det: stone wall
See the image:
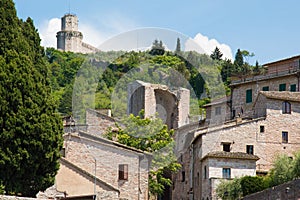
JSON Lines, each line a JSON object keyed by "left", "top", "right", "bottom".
{"left": 243, "top": 179, "right": 300, "bottom": 200}
{"left": 201, "top": 157, "right": 256, "bottom": 200}
{"left": 173, "top": 98, "right": 300, "bottom": 199}
{"left": 62, "top": 132, "right": 149, "bottom": 200}
{"left": 127, "top": 80, "right": 190, "bottom": 129}
{"left": 0, "top": 196, "right": 36, "bottom": 200}
{"left": 57, "top": 14, "right": 99, "bottom": 54}
{"left": 86, "top": 109, "right": 116, "bottom": 136}
{"left": 231, "top": 74, "right": 298, "bottom": 118}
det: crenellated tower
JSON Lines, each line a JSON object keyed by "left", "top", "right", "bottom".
{"left": 56, "top": 14, "right": 99, "bottom": 53}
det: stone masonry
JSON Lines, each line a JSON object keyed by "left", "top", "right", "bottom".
{"left": 128, "top": 80, "right": 190, "bottom": 129}
{"left": 173, "top": 92, "right": 300, "bottom": 199}
{"left": 57, "top": 14, "right": 99, "bottom": 54}
{"left": 59, "top": 131, "right": 151, "bottom": 200}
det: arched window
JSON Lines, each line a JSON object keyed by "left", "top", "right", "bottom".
{"left": 282, "top": 101, "right": 291, "bottom": 114}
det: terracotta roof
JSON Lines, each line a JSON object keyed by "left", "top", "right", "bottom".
{"left": 263, "top": 55, "right": 300, "bottom": 66}
{"left": 202, "top": 151, "right": 259, "bottom": 161}
{"left": 259, "top": 91, "right": 300, "bottom": 102}
{"left": 203, "top": 96, "right": 230, "bottom": 107}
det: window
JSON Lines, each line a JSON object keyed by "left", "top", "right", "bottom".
{"left": 290, "top": 84, "right": 297, "bottom": 92}
{"left": 262, "top": 86, "right": 269, "bottom": 91}
{"left": 204, "top": 166, "right": 207, "bottom": 179}
{"left": 282, "top": 132, "right": 288, "bottom": 143}
{"left": 246, "top": 89, "right": 252, "bottom": 103}
{"left": 181, "top": 171, "right": 185, "bottom": 182}
{"left": 215, "top": 106, "right": 221, "bottom": 115}
{"left": 246, "top": 145, "right": 254, "bottom": 155}
{"left": 119, "top": 164, "right": 128, "bottom": 180}
{"left": 60, "top": 148, "right": 66, "bottom": 157}
{"left": 279, "top": 83, "right": 286, "bottom": 91}
{"left": 282, "top": 101, "right": 291, "bottom": 114}
{"left": 260, "top": 125, "right": 265, "bottom": 133}
{"left": 223, "top": 143, "right": 231, "bottom": 152}
{"left": 222, "top": 168, "right": 231, "bottom": 179}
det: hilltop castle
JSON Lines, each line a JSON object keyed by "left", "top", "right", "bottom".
{"left": 56, "top": 14, "right": 99, "bottom": 53}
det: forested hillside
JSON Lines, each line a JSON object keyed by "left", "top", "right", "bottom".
{"left": 46, "top": 43, "right": 263, "bottom": 120}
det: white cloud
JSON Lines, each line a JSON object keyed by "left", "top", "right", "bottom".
{"left": 38, "top": 14, "right": 138, "bottom": 49}
{"left": 39, "top": 18, "right": 60, "bottom": 48}
{"left": 185, "top": 33, "right": 233, "bottom": 60}
{"left": 79, "top": 24, "right": 108, "bottom": 47}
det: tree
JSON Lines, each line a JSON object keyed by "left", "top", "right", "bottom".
{"left": 234, "top": 49, "right": 244, "bottom": 68}
{"left": 240, "top": 176, "right": 267, "bottom": 196}
{"left": 210, "top": 47, "right": 223, "bottom": 60}
{"left": 268, "top": 154, "right": 294, "bottom": 187}
{"left": 216, "top": 178, "right": 242, "bottom": 200}
{"left": 105, "top": 111, "right": 181, "bottom": 196}
{"left": 175, "top": 38, "right": 181, "bottom": 53}
{"left": 0, "top": 0, "right": 63, "bottom": 196}
{"left": 150, "top": 39, "right": 165, "bottom": 55}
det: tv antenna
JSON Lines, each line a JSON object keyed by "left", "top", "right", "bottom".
{"left": 68, "top": 0, "right": 71, "bottom": 14}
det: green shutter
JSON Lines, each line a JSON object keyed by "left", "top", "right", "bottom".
{"left": 262, "top": 86, "right": 269, "bottom": 91}
{"left": 279, "top": 83, "right": 286, "bottom": 91}
{"left": 246, "top": 89, "right": 252, "bottom": 103}
{"left": 290, "top": 84, "right": 296, "bottom": 92}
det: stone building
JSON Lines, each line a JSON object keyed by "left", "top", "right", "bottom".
{"left": 128, "top": 80, "right": 190, "bottom": 129}
{"left": 230, "top": 55, "right": 300, "bottom": 119}
{"left": 54, "top": 131, "right": 151, "bottom": 200}
{"left": 57, "top": 14, "right": 99, "bottom": 53}
{"left": 85, "top": 108, "right": 117, "bottom": 136}
{"left": 172, "top": 54, "right": 300, "bottom": 200}
{"left": 173, "top": 91, "right": 300, "bottom": 199}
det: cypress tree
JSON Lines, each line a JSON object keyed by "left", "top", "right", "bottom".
{"left": 175, "top": 38, "right": 181, "bottom": 53}
{"left": 0, "top": 0, "right": 63, "bottom": 196}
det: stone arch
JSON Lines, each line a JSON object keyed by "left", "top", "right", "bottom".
{"left": 154, "top": 89, "right": 178, "bottom": 129}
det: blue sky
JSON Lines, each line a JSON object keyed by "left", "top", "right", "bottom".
{"left": 14, "top": 0, "right": 300, "bottom": 64}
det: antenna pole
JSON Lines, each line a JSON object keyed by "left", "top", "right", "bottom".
{"left": 68, "top": 0, "right": 71, "bottom": 14}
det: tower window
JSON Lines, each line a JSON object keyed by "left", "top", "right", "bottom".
{"left": 290, "top": 84, "right": 297, "bottom": 92}
{"left": 262, "top": 86, "right": 269, "bottom": 91}
{"left": 222, "top": 168, "right": 231, "bottom": 179}
{"left": 260, "top": 125, "right": 265, "bottom": 133}
{"left": 119, "top": 164, "right": 128, "bottom": 180}
{"left": 215, "top": 106, "right": 221, "bottom": 115}
{"left": 223, "top": 143, "right": 231, "bottom": 152}
{"left": 246, "top": 145, "right": 254, "bottom": 154}
{"left": 181, "top": 171, "right": 185, "bottom": 182}
{"left": 282, "top": 132, "right": 288, "bottom": 143}
{"left": 246, "top": 89, "right": 252, "bottom": 103}
{"left": 279, "top": 83, "right": 286, "bottom": 91}
{"left": 282, "top": 101, "right": 291, "bottom": 114}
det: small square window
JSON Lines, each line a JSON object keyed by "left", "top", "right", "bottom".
{"left": 119, "top": 164, "right": 128, "bottom": 180}
{"left": 290, "top": 84, "right": 297, "bottom": 92}
{"left": 215, "top": 106, "right": 221, "bottom": 115}
{"left": 279, "top": 83, "right": 286, "bottom": 91}
{"left": 246, "top": 145, "right": 254, "bottom": 155}
{"left": 260, "top": 125, "right": 265, "bottom": 133}
{"left": 222, "top": 168, "right": 231, "bottom": 179}
{"left": 223, "top": 143, "right": 231, "bottom": 152}
{"left": 262, "top": 86, "right": 269, "bottom": 91}
{"left": 282, "top": 132, "right": 288, "bottom": 143}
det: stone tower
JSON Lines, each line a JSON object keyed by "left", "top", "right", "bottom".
{"left": 56, "top": 14, "right": 83, "bottom": 53}
{"left": 128, "top": 80, "right": 190, "bottom": 129}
